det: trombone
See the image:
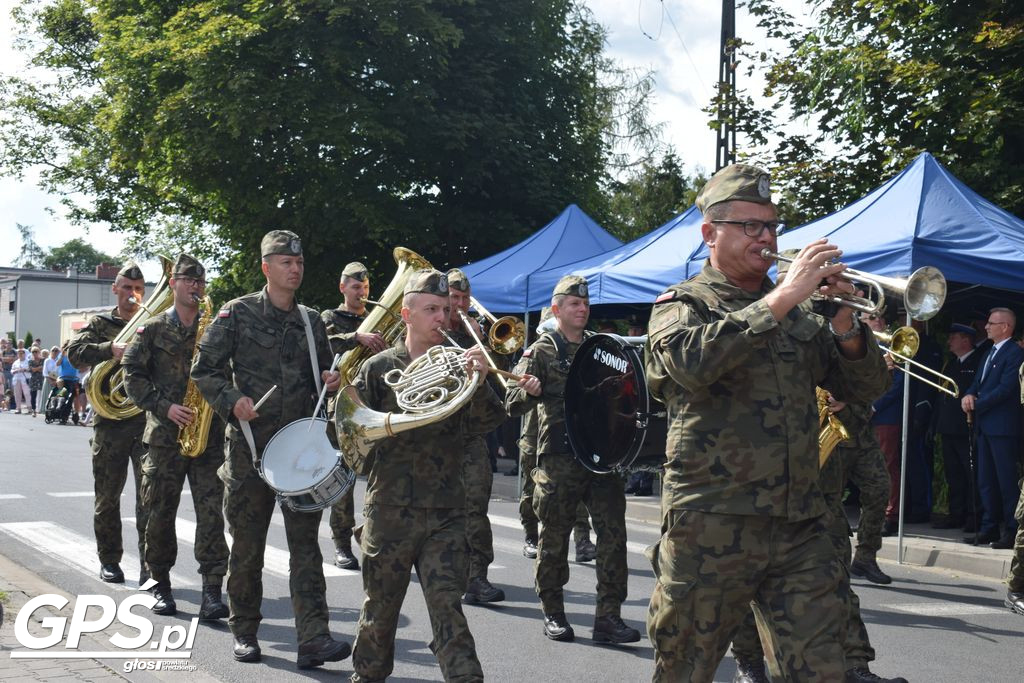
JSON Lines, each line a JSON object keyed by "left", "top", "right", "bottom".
{"left": 469, "top": 296, "right": 525, "bottom": 355}
{"left": 873, "top": 326, "right": 959, "bottom": 397}
{"left": 760, "top": 249, "right": 947, "bottom": 321}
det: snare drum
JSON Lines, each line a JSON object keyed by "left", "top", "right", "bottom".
{"left": 259, "top": 417, "right": 356, "bottom": 513}
{"left": 565, "top": 333, "right": 667, "bottom": 474}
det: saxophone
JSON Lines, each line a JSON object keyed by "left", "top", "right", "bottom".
{"left": 178, "top": 294, "right": 215, "bottom": 457}
{"left": 817, "top": 387, "right": 851, "bottom": 469}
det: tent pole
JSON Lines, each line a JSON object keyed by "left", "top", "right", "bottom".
{"left": 897, "top": 310, "right": 911, "bottom": 564}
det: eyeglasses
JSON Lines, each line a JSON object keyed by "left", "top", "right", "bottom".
{"left": 984, "top": 321, "right": 1010, "bottom": 327}
{"left": 178, "top": 277, "right": 207, "bottom": 287}
{"left": 711, "top": 219, "right": 785, "bottom": 238}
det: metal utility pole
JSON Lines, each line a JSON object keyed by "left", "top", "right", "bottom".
{"left": 715, "top": 0, "right": 737, "bottom": 171}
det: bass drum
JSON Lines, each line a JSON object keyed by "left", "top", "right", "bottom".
{"left": 565, "top": 333, "right": 667, "bottom": 474}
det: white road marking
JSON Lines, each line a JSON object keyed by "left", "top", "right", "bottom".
{"left": 487, "top": 512, "right": 655, "bottom": 557}
{"left": 47, "top": 491, "right": 100, "bottom": 498}
{"left": 888, "top": 602, "right": 1006, "bottom": 617}
{"left": 0, "top": 493, "right": 26, "bottom": 500}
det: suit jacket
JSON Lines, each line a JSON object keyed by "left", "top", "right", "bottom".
{"left": 965, "top": 340, "right": 1024, "bottom": 436}
{"left": 935, "top": 349, "right": 983, "bottom": 436}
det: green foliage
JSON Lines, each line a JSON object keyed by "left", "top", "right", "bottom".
{"left": 23, "top": 331, "right": 34, "bottom": 347}
{"left": 40, "top": 237, "right": 116, "bottom": 272}
{"left": 605, "top": 152, "right": 706, "bottom": 241}
{"left": 13, "top": 223, "right": 46, "bottom": 268}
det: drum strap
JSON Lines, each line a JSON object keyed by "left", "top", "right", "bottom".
{"left": 299, "top": 305, "right": 323, "bottom": 398}
{"left": 239, "top": 419, "right": 260, "bottom": 469}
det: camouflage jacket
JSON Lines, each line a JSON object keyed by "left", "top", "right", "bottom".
{"left": 191, "top": 287, "right": 334, "bottom": 482}
{"left": 122, "top": 308, "right": 223, "bottom": 448}
{"left": 322, "top": 306, "right": 365, "bottom": 355}
{"left": 645, "top": 263, "right": 890, "bottom": 521}
{"left": 518, "top": 406, "right": 538, "bottom": 456}
{"left": 354, "top": 337, "right": 506, "bottom": 508}
{"left": 67, "top": 307, "right": 145, "bottom": 428}
{"left": 505, "top": 329, "right": 592, "bottom": 457}
{"left": 834, "top": 401, "right": 875, "bottom": 449}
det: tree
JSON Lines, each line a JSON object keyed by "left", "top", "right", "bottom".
{"left": 13, "top": 223, "right": 46, "bottom": 268}
{"left": 2, "top": 0, "right": 659, "bottom": 307}
{"left": 42, "top": 237, "right": 116, "bottom": 272}
{"left": 605, "top": 152, "right": 706, "bottom": 241}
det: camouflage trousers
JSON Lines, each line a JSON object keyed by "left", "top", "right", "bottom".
{"left": 329, "top": 486, "right": 356, "bottom": 546}
{"left": 838, "top": 441, "right": 890, "bottom": 565}
{"left": 222, "top": 469, "right": 329, "bottom": 644}
{"left": 141, "top": 441, "right": 228, "bottom": 585}
{"left": 1008, "top": 479, "right": 1024, "bottom": 593}
{"left": 647, "top": 510, "right": 844, "bottom": 683}
{"left": 464, "top": 435, "right": 494, "bottom": 579}
{"left": 519, "top": 448, "right": 591, "bottom": 543}
{"left": 533, "top": 454, "right": 627, "bottom": 617}
{"left": 91, "top": 417, "right": 148, "bottom": 565}
{"left": 353, "top": 504, "right": 482, "bottom": 682}
{"left": 730, "top": 492, "right": 875, "bottom": 673}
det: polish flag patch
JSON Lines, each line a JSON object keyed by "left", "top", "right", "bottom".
{"left": 218, "top": 309, "right": 231, "bottom": 318}
{"left": 136, "top": 326, "right": 146, "bottom": 334}
{"left": 522, "top": 348, "right": 532, "bottom": 358}
{"left": 654, "top": 292, "right": 675, "bottom": 304}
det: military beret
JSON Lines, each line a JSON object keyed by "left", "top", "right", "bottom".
{"left": 342, "top": 261, "right": 368, "bottom": 281}
{"left": 446, "top": 268, "right": 470, "bottom": 292}
{"left": 404, "top": 268, "right": 449, "bottom": 296}
{"left": 260, "top": 230, "right": 302, "bottom": 257}
{"left": 172, "top": 253, "right": 206, "bottom": 280}
{"left": 117, "top": 260, "right": 144, "bottom": 281}
{"left": 553, "top": 274, "right": 589, "bottom": 299}
{"left": 949, "top": 323, "right": 976, "bottom": 338}
{"left": 696, "top": 163, "right": 773, "bottom": 214}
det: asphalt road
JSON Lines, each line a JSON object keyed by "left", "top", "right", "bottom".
{"left": 0, "top": 414, "right": 1022, "bottom": 682}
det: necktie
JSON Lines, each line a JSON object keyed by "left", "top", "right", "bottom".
{"left": 980, "top": 346, "right": 997, "bottom": 383}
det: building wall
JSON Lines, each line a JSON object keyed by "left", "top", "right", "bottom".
{"left": 14, "top": 278, "right": 115, "bottom": 346}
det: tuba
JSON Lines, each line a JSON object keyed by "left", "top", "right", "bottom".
{"left": 177, "top": 295, "right": 216, "bottom": 457}
{"left": 86, "top": 255, "right": 175, "bottom": 420}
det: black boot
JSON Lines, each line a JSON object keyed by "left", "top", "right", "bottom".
{"left": 733, "top": 657, "right": 769, "bottom": 683}
{"left": 151, "top": 582, "right": 177, "bottom": 616}
{"left": 296, "top": 634, "right": 352, "bottom": 669}
{"left": 232, "top": 634, "right": 261, "bottom": 663}
{"left": 543, "top": 612, "right": 575, "bottom": 642}
{"left": 462, "top": 576, "right": 505, "bottom": 604}
{"left": 575, "top": 537, "right": 597, "bottom": 562}
{"left": 334, "top": 541, "right": 360, "bottom": 570}
{"left": 844, "top": 666, "right": 908, "bottom": 683}
{"left": 849, "top": 557, "right": 892, "bottom": 585}
{"left": 199, "top": 585, "right": 229, "bottom": 621}
{"left": 523, "top": 537, "right": 538, "bottom": 559}
{"left": 99, "top": 563, "right": 124, "bottom": 583}
{"left": 592, "top": 615, "right": 641, "bottom": 644}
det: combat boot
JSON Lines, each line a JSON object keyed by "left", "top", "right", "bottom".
{"left": 199, "top": 585, "right": 229, "bottom": 621}
{"left": 99, "top": 563, "right": 124, "bottom": 583}
{"left": 334, "top": 541, "right": 359, "bottom": 570}
{"left": 844, "top": 667, "right": 908, "bottom": 683}
{"left": 850, "top": 557, "right": 892, "bottom": 585}
{"left": 592, "top": 615, "right": 641, "bottom": 644}
{"left": 150, "top": 582, "right": 177, "bottom": 616}
{"left": 575, "top": 536, "right": 597, "bottom": 562}
{"left": 733, "top": 657, "right": 769, "bottom": 683}
{"left": 296, "top": 634, "right": 351, "bottom": 669}
{"left": 462, "top": 576, "right": 505, "bottom": 604}
{"left": 232, "top": 634, "right": 261, "bottom": 663}
{"left": 523, "top": 537, "right": 538, "bottom": 559}
{"left": 543, "top": 612, "right": 575, "bottom": 642}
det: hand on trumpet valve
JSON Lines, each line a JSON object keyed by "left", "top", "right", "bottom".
{"left": 167, "top": 403, "right": 196, "bottom": 427}
{"left": 517, "top": 373, "right": 542, "bottom": 397}
{"left": 463, "top": 346, "right": 490, "bottom": 379}
{"left": 322, "top": 369, "right": 342, "bottom": 392}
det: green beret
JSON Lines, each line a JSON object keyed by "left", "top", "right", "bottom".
{"left": 696, "top": 163, "right": 773, "bottom": 214}
{"left": 117, "top": 260, "right": 144, "bottom": 281}
{"left": 261, "top": 230, "right": 302, "bottom": 257}
{"left": 404, "top": 269, "right": 449, "bottom": 296}
{"left": 342, "top": 261, "right": 368, "bottom": 281}
{"left": 446, "top": 268, "right": 470, "bottom": 292}
{"left": 172, "top": 253, "right": 206, "bottom": 280}
{"left": 553, "top": 274, "right": 589, "bottom": 299}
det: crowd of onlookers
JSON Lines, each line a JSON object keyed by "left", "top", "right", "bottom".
{"left": 0, "top": 337, "right": 89, "bottom": 423}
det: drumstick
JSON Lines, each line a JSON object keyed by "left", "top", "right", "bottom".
{"left": 308, "top": 353, "right": 343, "bottom": 432}
{"left": 253, "top": 385, "right": 278, "bottom": 412}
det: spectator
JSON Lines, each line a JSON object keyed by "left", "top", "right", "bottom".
{"left": 961, "top": 307, "right": 1024, "bottom": 549}
{"left": 41, "top": 346, "right": 61, "bottom": 411}
{"left": 10, "top": 348, "right": 34, "bottom": 416}
{"left": 1, "top": 339, "right": 14, "bottom": 398}
{"left": 905, "top": 320, "right": 943, "bottom": 523}
{"left": 58, "top": 344, "right": 82, "bottom": 425}
{"left": 866, "top": 315, "right": 904, "bottom": 536}
{"left": 28, "top": 346, "right": 44, "bottom": 415}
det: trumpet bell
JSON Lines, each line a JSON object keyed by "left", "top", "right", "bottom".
{"left": 901, "top": 266, "right": 946, "bottom": 321}
{"left": 488, "top": 316, "right": 526, "bottom": 355}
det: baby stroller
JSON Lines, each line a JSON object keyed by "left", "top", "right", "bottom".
{"left": 44, "top": 384, "right": 78, "bottom": 425}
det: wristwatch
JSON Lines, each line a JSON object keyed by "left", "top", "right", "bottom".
{"left": 829, "top": 315, "right": 861, "bottom": 342}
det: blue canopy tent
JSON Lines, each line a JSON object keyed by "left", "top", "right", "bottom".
{"left": 457, "top": 204, "right": 622, "bottom": 315}
{"left": 528, "top": 207, "right": 706, "bottom": 309}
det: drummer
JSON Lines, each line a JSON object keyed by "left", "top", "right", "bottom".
{"left": 506, "top": 275, "right": 640, "bottom": 645}
{"left": 191, "top": 230, "right": 351, "bottom": 669}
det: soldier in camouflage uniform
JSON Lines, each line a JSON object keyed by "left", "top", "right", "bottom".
{"left": 445, "top": 268, "right": 506, "bottom": 604}
{"left": 1006, "top": 374, "right": 1024, "bottom": 617}
{"left": 68, "top": 261, "right": 150, "bottom": 585}
{"left": 122, "top": 254, "right": 230, "bottom": 620}
{"left": 506, "top": 276, "right": 640, "bottom": 645}
{"left": 644, "top": 163, "right": 890, "bottom": 683}
{"left": 322, "top": 261, "right": 386, "bottom": 571}
{"left": 191, "top": 231, "right": 351, "bottom": 670}
{"left": 346, "top": 269, "right": 505, "bottom": 682}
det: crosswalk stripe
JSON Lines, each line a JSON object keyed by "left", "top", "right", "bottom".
{"left": 487, "top": 512, "right": 655, "bottom": 557}
{"left": 47, "top": 492, "right": 100, "bottom": 498}
{"left": 888, "top": 602, "right": 1006, "bottom": 617}
{"left": 0, "top": 494, "right": 26, "bottom": 500}
{"left": 0, "top": 521, "right": 195, "bottom": 587}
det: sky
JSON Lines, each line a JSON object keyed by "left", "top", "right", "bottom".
{"left": 0, "top": 0, "right": 810, "bottom": 268}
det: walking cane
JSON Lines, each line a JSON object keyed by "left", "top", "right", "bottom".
{"left": 967, "top": 410, "right": 978, "bottom": 546}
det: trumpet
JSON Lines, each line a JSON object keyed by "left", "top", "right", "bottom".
{"left": 760, "top": 249, "right": 946, "bottom": 321}
{"left": 469, "top": 296, "right": 525, "bottom": 355}
{"left": 872, "top": 326, "right": 959, "bottom": 397}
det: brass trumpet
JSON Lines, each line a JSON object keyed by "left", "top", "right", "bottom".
{"left": 469, "top": 296, "right": 525, "bottom": 355}
{"left": 760, "top": 249, "right": 947, "bottom": 321}
{"left": 872, "top": 326, "right": 959, "bottom": 397}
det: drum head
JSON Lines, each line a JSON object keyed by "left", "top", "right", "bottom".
{"left": 261, "top": 417, "right": 342, "bottom": 493}
{"left": 565, "top": 333, "right": 651, "bottom": 474}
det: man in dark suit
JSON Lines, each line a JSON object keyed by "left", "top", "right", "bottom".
{"left": 961, "top": 308, "right": 1024, "bottom": 549}
{"left": 933, "top": 324, "right": 982, "bottom": 531}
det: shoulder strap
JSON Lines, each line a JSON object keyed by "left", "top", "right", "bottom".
{"left": 542, "top": 332, "right": 571, "bottom": 371}
{"left": 298, "top": 305, "right": 323, "bottom": 395}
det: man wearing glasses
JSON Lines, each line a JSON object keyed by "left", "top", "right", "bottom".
{"left": 961, "top": 308, "right": 1024, "bottom": 549}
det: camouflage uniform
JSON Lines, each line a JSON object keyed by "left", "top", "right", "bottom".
{"left": 349, "top": 333, "right": 505, "bottom": 682}
{"left": 645, "top": 262, "right": 889, "bottom": 683}
{"left": 1009, "top": 480, "right": 1024, "bottom": 594}
{"left": 518, "top": 405, "right": 592, "bottom": 544}
{"left": 67, "top": 308, "right": 148, "bottom": 570}
{"left": 321, "top": 305, "right": 365, "bottom": 549}
{"left": 122, "top": 306, "right": 229, "bottom": 586}
{"left": 506, "top": 329, "right": 629, "bottom": 619}
{"left": 835, "top": 402, "right": 891, "bottom": 567}
{"left": 191, "top": 286, "right": 336, "bottom": 644}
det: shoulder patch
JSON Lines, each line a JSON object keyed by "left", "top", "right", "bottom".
{"left": 218, "top": 309, "right": 231, "bottom": 318}
{"left": 654, "top": 292, "right": 677, "bottom": 304}
{"left": 522, "top": 348, "right": 532, "bottom": 358}
{"left": 136, "top": 326, "right": 146, "bottom": 334}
